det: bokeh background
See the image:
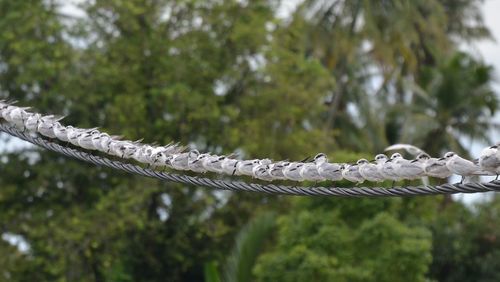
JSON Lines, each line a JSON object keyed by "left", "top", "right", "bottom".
{"left": 1, "top": 0, "right": 500, "bottom": 281}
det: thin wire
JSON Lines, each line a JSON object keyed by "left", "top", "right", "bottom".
{"left": 1, "top": 122, "right": 499, "bottom": 197}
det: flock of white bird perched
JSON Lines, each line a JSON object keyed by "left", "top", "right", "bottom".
{"left": 1, "top": 100, "right": 500, "bottom": 184}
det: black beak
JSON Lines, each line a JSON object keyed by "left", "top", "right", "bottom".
{"left": 438, "top": 157, "right": 445, "bottom": 161}
{"left": 386, "top": 159, "right": 393, "bottom": 163}
{"left": 300, "top": 156, "right": 311, "bottom": 162}
{"left": 411, "top": 159, "right": 418, "bottom": 163}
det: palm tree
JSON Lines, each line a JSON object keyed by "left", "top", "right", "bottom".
{"left": 289, "top": 0, "right": 492, "bottom": 152}
{"left": 402, "top": 52, "right": 498, "bottom": 157}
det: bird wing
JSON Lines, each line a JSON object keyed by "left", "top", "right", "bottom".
{"left": 384, "top": 143, "right": 426, "bottom": 156}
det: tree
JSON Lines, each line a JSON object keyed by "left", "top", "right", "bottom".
{"left": 289, "top": 0, "right": 493, "bottom": 152}
{"left": 1, "top": 0, "right": 499, "bottom": 281}
{"left": 253, "top": 198, "right": 433, "bottom": 282}
{"left": 402, "top": 52, "right": 498, "bottom": 156}
{"left": 0, "top": 0, "right": 285, "bottom": 280}
{"left": 430, "top": 195, "right": 500, "bottom": 282}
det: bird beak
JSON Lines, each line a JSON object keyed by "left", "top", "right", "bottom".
{"left": 438, "top": 157, "right": 445, "bottom": 161}
{"left": 411, "top": 159, "right": 418, "bottom": 163}
{"left": 386, "top": 159, "right": 393, "bottom": 163}
{"left": 300, "top": 156, "right": 311, "bottom": 162}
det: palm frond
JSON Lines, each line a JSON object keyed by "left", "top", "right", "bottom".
{"left": 223, "top": 212, "right": 276, "bottom": 282}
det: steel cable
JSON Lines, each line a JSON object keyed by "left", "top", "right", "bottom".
{"left": 1, "top": 122, "right": 499, "bottom": 197}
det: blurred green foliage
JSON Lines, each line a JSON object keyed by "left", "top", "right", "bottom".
{"left": 253, "top": 199, "right": 432, "bottom": 282}
{"left": 0, "top": 0, "right": 499, "bottom": 281}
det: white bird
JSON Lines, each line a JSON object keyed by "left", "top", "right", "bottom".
{"left": 107, "top": 140, "right": 123, "bottom": 156}
{"left": 132, "top": 144, "right": 155, "bottom": 164}
{"left": 8, "top": 107, "right": 32, "bottom": 129}
{"left": 393, "top": 153, "right": 426, "bottom": 180}
{"left": 374, "top": 153, "right": 388, "bottom": 169}
{"left": 94, "top": 133, "right": 118, "bottom": 153}
{"left": 283, "top": 162, "right": 305, "bottom": 181}
{"left": 103, "top": 136, "right": 124, "bottom": 154}
{"left": 108, "top": 140, "right": 140, "bottom": 158}
{"left": 203, "top": 155, "right": 226, "bottom": 173}
{"left": 120, "top": 142, "right": 140, "bottom": 159}
{"left": 1, "top": 105, "right": 17, "bottom": 121}
{"left": 299, "top": 161, "right": 325, "bottom": 182}
{"left": 378, "top": 153, "right": 402, "bottom": 182}
{"left": 24, "top": 113, "right": 42, "bottom": 132}
{"left": 77, "top": 129, "right": 100, "bottom": 150}
{"left": 359, "top": 158, "right": 385, "bottom": 182}
{"left": 252, "top": 164, "right": 274, "bottom": 181}
{"left": 422, "top": 154, "right": 453, "bottom": 179}
{"left": 150, "top": 146, "right": 168, "bottom": 157}
{"left": 99, "top": 135, "right": 120, "bottom": 155}
{"left": 252, "top": 159, "right": 272, "bottom": 180}
{"left": 311, "top": 154, "right": 343, "bottom": 181}
{"left": 37, "top": 115, "right": 64, "bottom": 138}
{"left": 221, "top": 158, "right": 240, "bottom": 175}
{"left": 317, "top": 162, "right": 343, "bottom": 181}
{"left": 235, "top": 160, "right": 258, "bottom": 176}
{"left": 342, "top": 160, "right": 367, "bottom": 183}
{"left": 268, "top": 161, "right": 290, "bottom": 180}
{"left": 385, "top": 143, "right": 426, "bottom": 156}
{"left": 442, "top": 151, "right": 484, "bottom": 183}
{"left": 92, "top": 132, "right": 111, "bottom": 152}
{"left": 299, "top": 153, "right": 329, "bottom": 181}
{"left": 188, "top": 152, "right": 210, "bottom": 173}
{"left": 479, "top": 145, "right": 500, "bottom": 177}
{"left": 170, "top": 152, "right": 190, "bottom": 170}
{"left": 0, "top": 101, "right": 18, "bottom": 118}
{"left": 312, "top": 153, "right": 328, "bottom": 164}
{"left": 53, "top": 123, "right": 70, "bottom": 142}
{"left": 236, "top": 159, "right": 271, "bottom": 176}
{"left": 67, "top": 127, "right": 97, "bottom": 146}
{"left": 150, "top": 151, "right": 171, "bottom": 169}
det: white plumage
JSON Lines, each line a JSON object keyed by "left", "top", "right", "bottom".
{"left": 3, "top": 102, "right": 500, "bottom": 184}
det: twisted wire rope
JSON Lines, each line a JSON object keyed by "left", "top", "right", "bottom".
{"left": 1, "top": 122, "right": 500, "bottom": 197}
